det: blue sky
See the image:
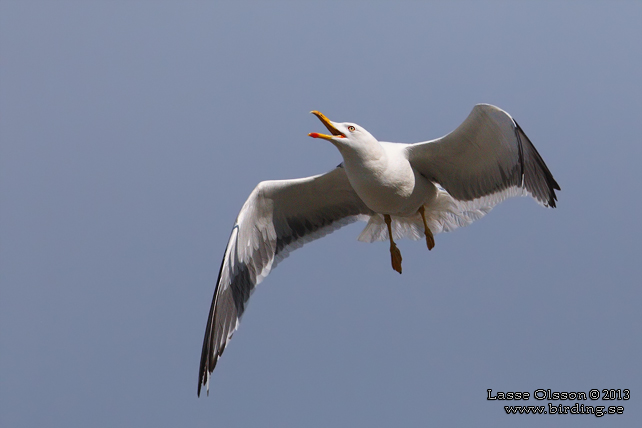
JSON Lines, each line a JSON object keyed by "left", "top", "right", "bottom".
{"left": 1, "top": 1, "right": 641, "bottom": 427}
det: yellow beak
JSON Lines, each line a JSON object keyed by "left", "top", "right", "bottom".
{"left": 308, "top": 111, "right": 345, "bottom": 140}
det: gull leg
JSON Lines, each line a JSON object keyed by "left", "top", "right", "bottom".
{"left": 384, "top": 214, "right": 402, "bottom": 274}
{"left": 418, "top": 205, "right": 435, "bottom": 250}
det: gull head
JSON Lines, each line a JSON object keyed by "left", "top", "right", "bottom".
{"left": 308, "top": 111, "right": 377, "bottom": 150}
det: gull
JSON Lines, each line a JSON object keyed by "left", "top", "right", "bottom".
{"left": 198, "top": 104, "right": 560, "bottom": 395}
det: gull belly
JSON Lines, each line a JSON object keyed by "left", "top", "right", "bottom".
{"left": 341, "top": 142, "right": 436, "bottom": 217}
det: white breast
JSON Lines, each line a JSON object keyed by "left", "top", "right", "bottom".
{"left": 341, "top": 142, "right": 435, "bottom": 216}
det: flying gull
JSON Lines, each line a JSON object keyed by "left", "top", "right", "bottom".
{"left": 198, "top": 103, "right": 560, "bottom": 395}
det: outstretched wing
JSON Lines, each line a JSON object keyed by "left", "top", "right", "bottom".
{"left": 198, "top": 166, "right": 372, "bottom": 396}
{"left": 406, "top": 104, "right": 560, "bottom": 207}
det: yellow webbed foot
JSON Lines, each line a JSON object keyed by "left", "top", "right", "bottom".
{"left": 390, "top": 243, "right": 403, "bottom": 274}
{"left": 384, "top": 213, "right": 403, "bottom": 273}
{"left": 425, "top": 228, "right": 435, "bottom": 251}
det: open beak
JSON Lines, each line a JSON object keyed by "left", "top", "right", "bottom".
{"left": 308, "top": 111, "right": 345, "bottom": 140}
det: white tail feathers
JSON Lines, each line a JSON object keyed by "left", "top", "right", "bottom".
{"left": 357, "top": 187, "right": 501, "bottom": 243}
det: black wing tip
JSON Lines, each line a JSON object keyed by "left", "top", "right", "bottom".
{"left": 544, "top": 175, "right": 560, "bottom": 208}
{"left": 547, "top": 196, "right": 557, "bottom": 208}
{"left": 197, "top": 249, "right": 229, "bottom": 398}
{"left": 545, "top": 162, "right": 561, "bottom": 208}
{"left": 198, "top": 333, "right": 232, "bottom": 396}
{"left": 198, "top": 346, "right": 223, "bottom": 397}
{"left": 198, "top": 314, "right": 228, "bottom": 397}
{"left": 197, "top": 371, "right": 212, "bottom": 397}
{"left": 198, "top": 357, "right": 215, "bottom": 397}
{"left": 514, "top": 120, "right": 561, "bottom": 209}
{"left": 197, "top": 353, "right": 210, "bottom": 397}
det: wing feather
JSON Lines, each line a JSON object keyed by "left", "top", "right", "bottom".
{"left": 406, "top": 104, "right": 560, "bottom": 207}
{"left": 198, "top": 166, "right": 371, "bottom": 396}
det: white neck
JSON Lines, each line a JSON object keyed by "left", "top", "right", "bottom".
{"left": 334, "top": 138, "right": 385, "bottom": 166}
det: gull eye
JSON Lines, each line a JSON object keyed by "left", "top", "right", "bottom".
{"left": 348, "top": 125, "right": 356, "bottom": 132}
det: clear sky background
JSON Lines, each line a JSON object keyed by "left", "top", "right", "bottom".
{"left": 1, "top": 2, "right": 641, "bottom": 427}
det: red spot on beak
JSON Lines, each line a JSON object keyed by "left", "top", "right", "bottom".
{"left": 308, "top": 132, "right": 320, "bottom": 138}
